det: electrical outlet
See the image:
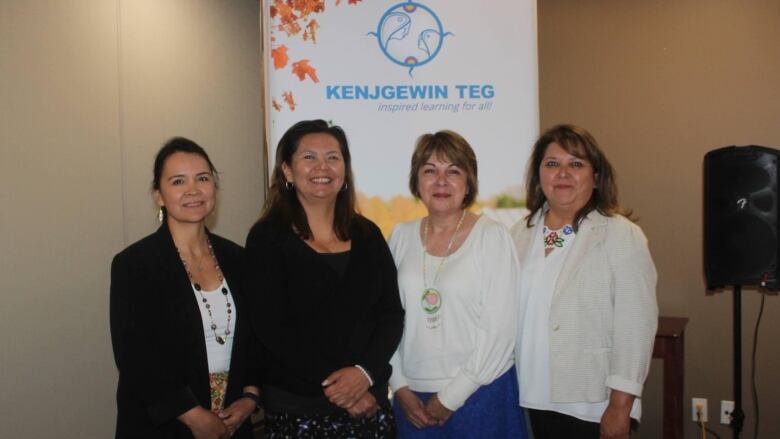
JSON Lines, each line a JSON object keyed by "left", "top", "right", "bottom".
{"left": 692, "top": 397, "right": 708, "bottom": 422}
{"left": 721, "top": 400, "right": 735, "bottom": 424}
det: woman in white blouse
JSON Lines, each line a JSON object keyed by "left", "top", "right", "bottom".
{"left": 511, "top": 124, "right": 657, "bottom": 439}
{"left": 388, "top": 130, "right": 527, "bottom": 438}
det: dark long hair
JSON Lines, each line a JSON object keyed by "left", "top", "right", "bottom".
{"left": 260, "top": 119, "right": 357, "bottom": 240}
{"left": 525, "top": 124, "right": 632, "bottom": 229}
{"left": 152, "top": 137, "right": 218, "bottom": 221}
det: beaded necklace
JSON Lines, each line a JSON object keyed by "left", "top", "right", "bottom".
{"left": 177, "top": 237, "right": 232, "bottom": 345}
{"left": 421, "top": 210, "right": 466, "bottom": 328}
{"left": 543, "top": 224, "right": 574, "bottom": 251}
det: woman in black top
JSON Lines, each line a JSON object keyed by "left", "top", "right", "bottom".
{"left": 110, "top": 138, "right": 259, "bottom": 439}
{"left": 245, "top": 120, "right": 404, "bottom": 438}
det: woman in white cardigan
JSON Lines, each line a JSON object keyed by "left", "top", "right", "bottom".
{"left": 389, "top": 130, "right": 527, "bottom": 438}
{"left": 511, "top": 124, "right": 657, "bottom": 439}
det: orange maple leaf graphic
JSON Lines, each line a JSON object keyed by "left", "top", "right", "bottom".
{"left": 303, "top": 19, "right": 319, "bottom": 43}
{"left": 291, "top": 59, "right": 319, "bottom": 83}
{"left": 272, "top": 99, "right": 282, "bottom": 112}
{"left": 273, "top": 2, "right": 301, "bottom": 36}
{"left": 271, "top": 45, "right": 289, "bottom": 69}
{"left": 271, "top": 0, "right": 327, "bottom": 40}
{"left": 282, "top": 91, "right": 296, "bottom": 111}
{"left": 291, "top": 0, "right": 324, "bottom": 17}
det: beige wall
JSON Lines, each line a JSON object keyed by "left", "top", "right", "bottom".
{"left": 0, "top": 1, "right": 263, "bottom": 437}
{"left": 3, "top": 1, "right": 779, "bottom": 437}
{"left": 538, "top": 0, "right": 780, "bottom": 437}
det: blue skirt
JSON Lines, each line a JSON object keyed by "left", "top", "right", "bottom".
{"left": 393, "top": 367, "right": 528, "bottom": 439}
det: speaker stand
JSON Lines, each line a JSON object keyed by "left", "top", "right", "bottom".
{"left": 730, "top": 285, "right": 745, "bottom": 438}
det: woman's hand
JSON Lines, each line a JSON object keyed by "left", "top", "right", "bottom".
{"left": 393, "top": 387, "right": 437, "bottom": 429}
{"left": 322, "top": 366, "right": 370, "bottom": 409}
{"left": 600, "top": 390, "right": 634, "bottom": 439}
{"left": 424, "top": 394, "right": 453, "bottom": 426}
{"left": 346, "top": 392, "right": 379, "bottom": 418}
{"left": 218, "top": 398, "right": 256, "bottom": 437}
{"left": 177, "top": 406, "right": 228, "bottom": 439}
{"left": 218, "top": 387, "right": 259, "bottom": 436}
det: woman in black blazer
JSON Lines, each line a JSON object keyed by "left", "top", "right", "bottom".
{"left": 244, "top": 120, "right": 404, "bottom": 438}
{"left": 110, "top": 138, "right": 259, "bottom": 439}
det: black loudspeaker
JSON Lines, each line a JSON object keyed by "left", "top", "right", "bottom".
{"left": 704, "top": 145, "right": 780, "bottom": 290}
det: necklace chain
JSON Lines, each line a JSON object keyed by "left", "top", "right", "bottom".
{"left": 423, "top": 210, "right": 467, "bottom": 289}
{"left": 178, "top": 237, "right": 232, "bottom": 345}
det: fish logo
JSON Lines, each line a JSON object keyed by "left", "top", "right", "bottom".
{"left": 368, "top": 1, "right": 453, "bottom": 76}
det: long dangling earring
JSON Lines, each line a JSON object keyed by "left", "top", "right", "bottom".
{"left": 157, "top": 207, "right": 164, "bottom": 222}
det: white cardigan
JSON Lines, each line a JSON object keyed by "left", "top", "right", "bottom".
{"left": 388, "top": 216, "right": 520, "bottom": 410}
{"left": 510, "top": 210, "right": 658, "bottom": 403}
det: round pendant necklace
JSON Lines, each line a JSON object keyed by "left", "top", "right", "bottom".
{"left": 178, "top": 237, "right": 232, "bottom": 345}
{"left": 421, "top": 210, "right": 466, "bottom": 327}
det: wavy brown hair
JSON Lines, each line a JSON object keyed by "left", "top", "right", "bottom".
{"left": 260, "top": 119, "right": 357, "bottom": 241}
{"left": 525, "top": 124, "right": 632, "bottom": 230}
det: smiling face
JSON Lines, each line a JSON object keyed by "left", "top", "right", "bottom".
{"left": 154, "top": 152, "right": 216, "bottom": 226}
{"left": 539, "top": 142, "right": 596, "bottom": 217}
{"left": 282, "top": 132, "right": 345, "bottom": 206}
{"left": 417, "top": 153, "right": 468, "bottom": 216}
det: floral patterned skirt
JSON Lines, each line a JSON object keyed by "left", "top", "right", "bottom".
{"left": 264, "top": 406, "right": 396, "bottom": 439}
{"left": 209, "top": 371, "right": 229, "bottom": 412}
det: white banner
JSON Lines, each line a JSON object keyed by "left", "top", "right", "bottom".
{"left": 264, "top": 0, "right": 538, "bottom": 234}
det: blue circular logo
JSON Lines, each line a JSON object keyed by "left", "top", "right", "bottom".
{"left": 368, "top": 1, "right": 452, "bottom": 76}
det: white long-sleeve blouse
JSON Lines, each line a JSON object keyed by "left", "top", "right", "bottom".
{"left": 388, "top": 215, "right": 521, "bottom": 411}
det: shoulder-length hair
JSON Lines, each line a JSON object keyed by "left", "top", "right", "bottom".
{"left": 525, "top": 124, "right": 632, "bottom": 229}
{"left": 408, "top": 130, "right": 478, "bottom": 208}
{"left": 260, "top": 119, "right": 357, "bottom": 240}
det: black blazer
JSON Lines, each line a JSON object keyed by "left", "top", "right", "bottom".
{"left": 244, "top": 215, "right": 404, "bottom": 412}
{"left": 110, "top": 225, "right": 256, "bottom": 439}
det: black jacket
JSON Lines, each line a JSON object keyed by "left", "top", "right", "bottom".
{"left": 110, "top": 225, "right": 256, "bottom": 438}
{"left": 244, "top": 215, "right": 404, "bottom": 411}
